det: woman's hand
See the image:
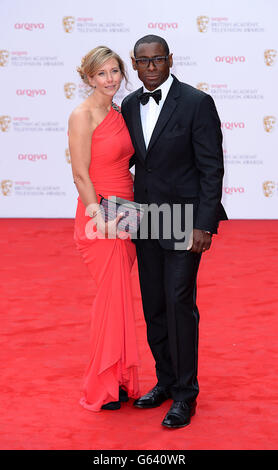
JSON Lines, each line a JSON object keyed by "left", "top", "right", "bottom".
{"left": 85, "top": 202, "right": 100, "bottom": 218}
{"left": 94, "top": 211, "right": 124, "bottom": 238}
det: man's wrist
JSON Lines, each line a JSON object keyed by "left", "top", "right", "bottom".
{"left": 193, "top": 228, "right": 212, "bottom": 235}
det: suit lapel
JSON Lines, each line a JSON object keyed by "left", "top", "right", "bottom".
{"left": 147, "top": 76, "right": 180, "bottom": 154}
{"left": 130, "top": 87, "right": 147, "bottom": 159}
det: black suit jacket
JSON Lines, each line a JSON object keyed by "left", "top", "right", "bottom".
{"left": 121, "top": 74, "right": 227, "bottom": 249}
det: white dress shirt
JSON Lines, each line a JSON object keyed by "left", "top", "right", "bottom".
{"left": 140, "top": 74, "right": 173, "bottom": 148}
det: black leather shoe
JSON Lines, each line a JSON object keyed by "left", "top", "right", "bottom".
{"left": 119, "top": 388, "right": 129, "bottom": 402}
{"left": 101, "top": 401, "right": 121, "bottom": 410}
{"left": 162, "top": 400, "right": 197, "bottom": 428}
{"left": 101, "top": 387, "right": 129, "bottom": 409}
{"left": 133, "top": 385, "right": 171, "bottom": 408}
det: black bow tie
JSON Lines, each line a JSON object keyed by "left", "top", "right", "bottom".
{"left": 138, "top": 89, "right": 162, "bottom": 105}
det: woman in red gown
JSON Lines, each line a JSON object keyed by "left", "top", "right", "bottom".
{"left": 68, "top": 47, "right": 140, "bottom": 411}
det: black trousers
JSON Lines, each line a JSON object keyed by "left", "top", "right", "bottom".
{"left": 135, "top": 238, "right": 202, "bottom": 403}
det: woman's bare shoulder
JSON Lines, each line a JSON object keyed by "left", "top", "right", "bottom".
{"left": 68, "top": 104, "right": 94, "bottom": 131}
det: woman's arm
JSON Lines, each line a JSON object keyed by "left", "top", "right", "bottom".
{"left": 68, "top": 108, "right": 123, "bottom": 236}
{"left": 68, "top": 108, "right": 99, "bottom": 209}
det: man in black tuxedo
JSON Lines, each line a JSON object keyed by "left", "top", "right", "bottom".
{"left": 121, "top": 35, "right": 227, "bottom": 428}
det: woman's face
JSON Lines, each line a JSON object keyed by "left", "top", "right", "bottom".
{"left": 88, "top": 58, "right": 122, "bottom": 96}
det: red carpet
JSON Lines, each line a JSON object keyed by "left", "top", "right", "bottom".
{"left": 1, "top": 219, "right": 278, "bottom": 450}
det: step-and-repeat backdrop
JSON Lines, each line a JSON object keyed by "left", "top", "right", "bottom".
{"left": 1, "top": 0, "right": 277, "bottom": 218}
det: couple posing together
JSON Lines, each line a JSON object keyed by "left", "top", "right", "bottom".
{"left": 69, "top": 34, "right": 227, "bottom": 429}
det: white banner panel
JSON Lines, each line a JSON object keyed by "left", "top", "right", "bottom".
{"left": 0, "top": 0, "right": 277, "bottom": 218}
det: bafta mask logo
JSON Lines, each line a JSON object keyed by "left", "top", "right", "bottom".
{"left": 62, "top": 16, "right": 75, "bottom": 33}
{"left": 262, "top": 181, "right": 276, "bottom": 198}
{"left": 196, "top": 82, "right": 209, "bottom": 92}
{"left": 264, "top": 49, "right": 277, "bottom": 67}
{"left": 64, "top": 82, "right": 76, "bottom": 99}
{"left": 0, "top": 115, "right": 11, "bottom": 132}
{"left": 197, "top": 16, "right": 209, "bottom": 33}
{"left": 263, "top": 115, "right": 276, "bottom": 133}
{"left": 0, "top": 50, "right": 9, "bottom": 67}
{"left": 1, "top": 179, "right": 13, "bottom": 196}
{"left": 65, "top": 148, "right": 71, "bottom": 163}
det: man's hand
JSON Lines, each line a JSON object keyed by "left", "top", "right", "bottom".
{"left": 191, "top": 229, "right": 212, "bottom": 253}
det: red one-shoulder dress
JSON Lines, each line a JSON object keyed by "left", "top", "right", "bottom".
{"left": 74, "top": 105, "right": 140, "bottom": 411}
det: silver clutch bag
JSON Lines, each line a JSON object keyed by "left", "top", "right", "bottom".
{"left": 99, "top": 195, "right": 145, "bottom": 234}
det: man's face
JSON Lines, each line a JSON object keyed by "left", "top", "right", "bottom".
{"left": 132, "top": 42, "right": 172, "bottom": 91}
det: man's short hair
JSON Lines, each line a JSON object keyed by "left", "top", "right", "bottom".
{"left": 134, "top": 35, "right": 169, "bottom": 57}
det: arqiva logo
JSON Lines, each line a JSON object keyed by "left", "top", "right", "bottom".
{"left": 14, "top": 23, "right": 45, "bottom": 31}
{"left": 221, "top": 121, "right": 245, "bottom": 130}
{"left": 18, "top": 153, "right": 47, "bottom": 162}
{"left": 16, "top": 89, "right": 46, "bottom": 97}
{"left": 148, "top": 22, "right": 178, "bottom": 30}
{"left": 215, "top": 56, "right": 245, "bottom": 64}
{"left": 224, "top": 186, "right": 245, "bottom": 195}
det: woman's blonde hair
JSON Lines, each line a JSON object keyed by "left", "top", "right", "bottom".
{"left": 77, "top": 46, "right": 128, "bottom": 87}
